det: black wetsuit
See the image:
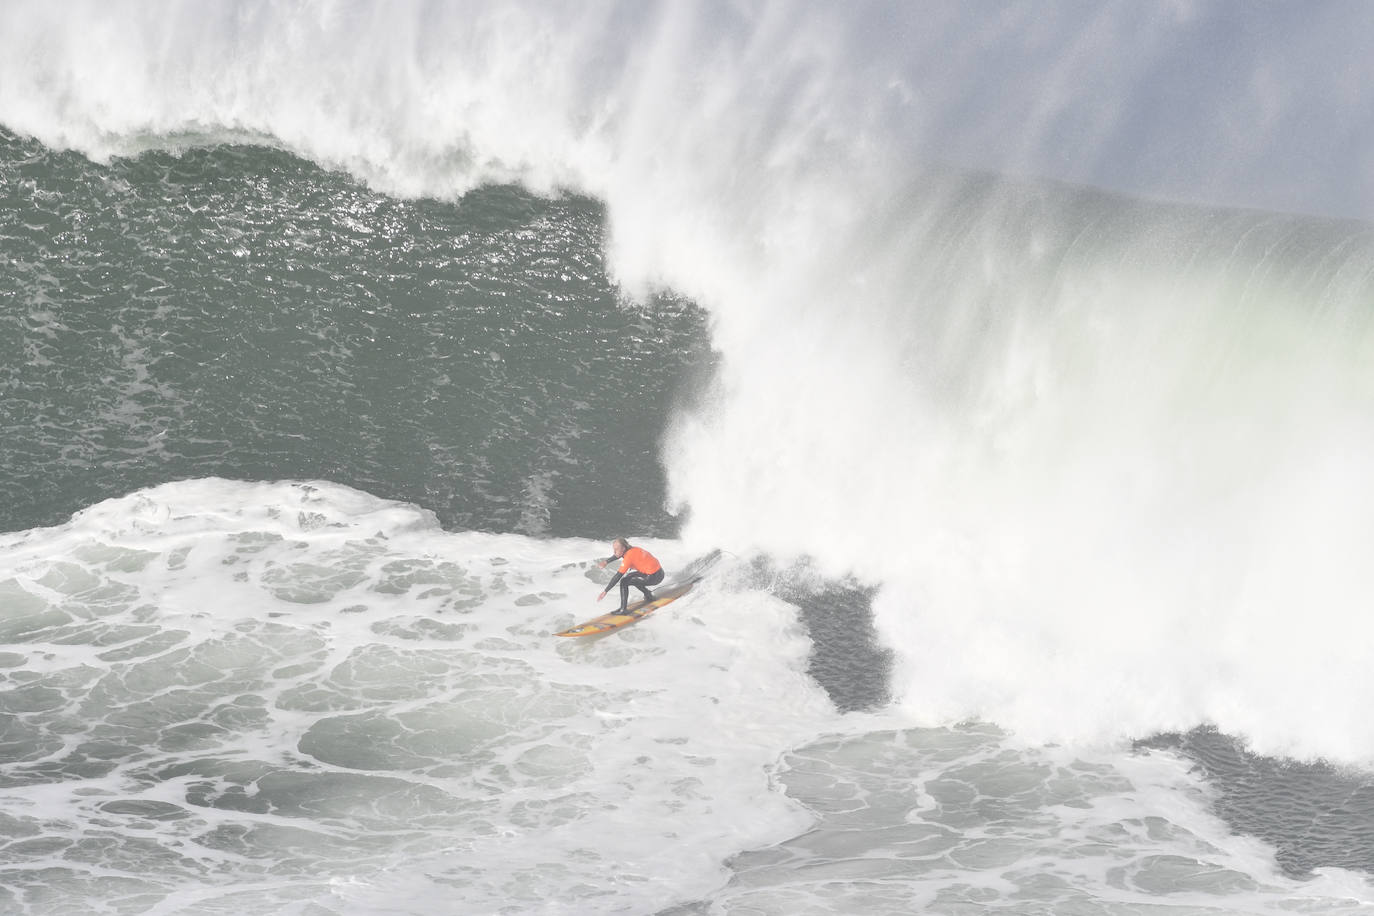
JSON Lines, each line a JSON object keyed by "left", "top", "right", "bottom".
{"left": 603, "top": 549, "right": 665, "bottom": 612}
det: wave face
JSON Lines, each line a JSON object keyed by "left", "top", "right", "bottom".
{"left": 0, "top": 130, "right": 708, "bottom": 538}
{"left": 5, "top": 2, "right": 1374, "bottom": 912}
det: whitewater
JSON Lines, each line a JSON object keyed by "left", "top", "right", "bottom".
{"left": 3, "top": 1, "right": 1374, "bottom": 913}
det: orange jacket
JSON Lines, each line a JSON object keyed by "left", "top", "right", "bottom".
{"left": 618, "top": 546, "right": 662, "bottom": 576}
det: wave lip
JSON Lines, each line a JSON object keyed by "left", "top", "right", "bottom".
{"left": 7, "top": 3, "right": 1374, "bottom": 218}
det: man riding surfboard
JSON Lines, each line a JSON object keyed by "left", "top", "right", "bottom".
{"left": 596, "top": 537, "right": 664, "bottom": 613}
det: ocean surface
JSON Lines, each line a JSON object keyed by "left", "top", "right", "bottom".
{"left": 4, "top": 3, "right": 1374, "bottom": 914}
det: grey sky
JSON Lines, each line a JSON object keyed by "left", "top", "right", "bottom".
{"left": 859, "top": 1, "right": 1374, "bottom": 219}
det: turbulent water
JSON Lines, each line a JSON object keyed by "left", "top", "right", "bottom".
{"left": 4, "top": 2, "right": 1374, "bottom": 914}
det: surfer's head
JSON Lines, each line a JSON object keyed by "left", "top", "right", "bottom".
{"left": 611, "top": 537, "right": 630, "bottom": 557}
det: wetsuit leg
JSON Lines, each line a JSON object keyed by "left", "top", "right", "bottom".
{"left": 620, "top": 569, "right": 664, "bottom": 609}
{"left": 644, "top": 568, "right": 664, "bottom": 597}
{"left": 617, "top": 575, "right": 637, "bottom": 612}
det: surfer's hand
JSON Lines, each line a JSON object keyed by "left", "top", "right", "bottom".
{"left": 597, "top": 591, "right": 606, "bottom": 601}
{"left": 596, "top": 559, "right": 607, "bottom": 568}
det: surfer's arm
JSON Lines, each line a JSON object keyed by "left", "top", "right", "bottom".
{"left": 601, "top": 571, "right": 624, "bottom": 596}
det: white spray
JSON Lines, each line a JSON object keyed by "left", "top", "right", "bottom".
{"left": 5, "top": 0, "right": 1374, "bottom": 761}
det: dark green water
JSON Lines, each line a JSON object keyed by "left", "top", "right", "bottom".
{"left": 1, "top": 128, "right": 711, "bottom": 537}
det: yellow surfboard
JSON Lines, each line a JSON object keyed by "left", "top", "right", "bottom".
{"left": 554, "top": 579, "right": 701, "bottom": 637}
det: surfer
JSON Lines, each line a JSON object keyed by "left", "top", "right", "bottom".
{"left": 596, "top": 537, "right": 664, "bottom": 613}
